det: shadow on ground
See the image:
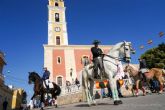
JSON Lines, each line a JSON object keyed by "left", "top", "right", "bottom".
{"left": 75, "top": 103, "right": 113, "bottom": 107}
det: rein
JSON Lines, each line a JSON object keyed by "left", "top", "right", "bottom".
{"left": 103, "top": 54, "right": 127, "bottom": 67}
{"left": 104, "top": 54, "right": 125, "bottom": 62}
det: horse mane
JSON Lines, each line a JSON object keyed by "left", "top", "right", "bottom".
{"left": 129, "top": 64, "right": 138, "bottom": 71}
{"left": 30, "top": 71, "right": 41, "bottom": 79}
{"left": 108, "top": 42, "right": 124, "bottom": 52}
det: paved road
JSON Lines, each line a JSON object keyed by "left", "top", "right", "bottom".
{"left": 36, "top": 93, "right": 165, "bottom": 110}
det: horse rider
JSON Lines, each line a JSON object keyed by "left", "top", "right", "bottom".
{"left": 138, "top": 58, "right": 148, "bottom": 82}
{"left": 42, "top": 67, "right": 50, "bottom": 91}
{"left": 91, "top": 40, "right": 104, "bottom": 79}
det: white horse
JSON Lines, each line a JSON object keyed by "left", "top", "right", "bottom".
{"left": 82, "top": 41, "right": 134, "bottom": 106}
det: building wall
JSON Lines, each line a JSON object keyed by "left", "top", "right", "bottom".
{"left": 12, "top": 89, "right": 24, "bottom": 110}
{"left": 45, "top": 45, "right": 112, "bottom": 85}
{"left": 0, "top": 52, "right": 6, "bottom": 85}
{"left": 0, "top": 86, "right": 13, "bottom": 110}
{"left": 53, "top": 49, "right": 66, "bottom": 85}
{"left": 74, "top": 49, "right": 90, "bottom": 73}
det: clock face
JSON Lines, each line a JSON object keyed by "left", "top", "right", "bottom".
{"left": 55, "top": 27, "right": 61, "bottom": 32}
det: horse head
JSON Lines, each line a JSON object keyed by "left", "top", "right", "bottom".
{"left": 124, "top": 64, "right": 138, "bottom": 77}
{"left": 108, "top": 41, "right": 134, "bottom": 63}
{"left": 120, "top": 41, "right": 133, "bottom": 63}
{"left": 28, "top": 71, "right": 41, "bottom": 84}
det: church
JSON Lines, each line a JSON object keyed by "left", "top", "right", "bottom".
{"left": 43, "top": 0, "right": 112, "bottom": 86}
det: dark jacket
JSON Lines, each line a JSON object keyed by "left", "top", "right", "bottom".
{"left": 139, "top": 59, "right": 147, "bottom": 69}
{"left": 91, "top": 47, "right": 103, "bottom": 59}
{"left": 42, "top": 70, "right": 50, "bottom": 80}
{"left": 3, "top": 101, "right": 8, "bottom": 110}
{"left": 99, "top": 81, "right": 105, "bottom": 88}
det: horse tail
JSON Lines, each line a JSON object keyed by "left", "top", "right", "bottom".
{"left": 53, "top": 82, "right": 61, "bottom": 96}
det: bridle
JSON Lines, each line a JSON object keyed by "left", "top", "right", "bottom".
{"left": 103, "top": 41, "right": 132, "bottom": 65}
{"left": 123, "top": 41, "right": 131, "bottom": 62}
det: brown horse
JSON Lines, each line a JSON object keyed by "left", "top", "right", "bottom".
{"left": 28, "top": 72, "right": 61, "bottom": 110}
{"left": 124, "top": 64, "right": 146, "bottom": 96}
{"left": 124, "top": 64, "right": 165, "bottom": 94}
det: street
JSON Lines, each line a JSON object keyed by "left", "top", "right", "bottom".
{"left": 36, "top": 93, "right": 165, "bottom": 110}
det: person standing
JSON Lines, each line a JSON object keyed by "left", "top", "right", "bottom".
{"left": 99, "top": 81, "right": 106, "bottom": 98}
{"left": 75, "top": 78, "right": 80, "bottom": 90}
{"left": 3, "top": 99, "right": 8, "bottom": 110}
{"left": 91, "top": 40, "right": 104, "bottom": 79}
{"left": 42, "top": 67, "right": 50, "bottom": 91}
{"left": 106, "top": 80, "right": 112, "bottom": 98}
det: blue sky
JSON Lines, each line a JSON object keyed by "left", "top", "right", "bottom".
{"left": 0, "top": 0, "right": 164, "bottom": 101}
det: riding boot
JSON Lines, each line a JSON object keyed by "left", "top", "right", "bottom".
{"left": 46, "top": 85, "right": 49, "bottom": 92}
{"left": 94, "top": 68, "right": 99, "bottom": 79}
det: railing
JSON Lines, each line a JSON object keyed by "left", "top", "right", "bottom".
{"left": 60, "top": 84, "right": 82, "bottom": 96}
{"left": 59, "top": 79, "right": 133, "bottom": 96}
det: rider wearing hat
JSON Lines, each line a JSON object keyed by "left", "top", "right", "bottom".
{"left": 91, "top": 40, "right": 104, "bottom": 79}
{"left": 138, "top": 58, "right": 148, "bottom": 82}
{"left": 42, "top": 67, "right": 50, "bottom": 91}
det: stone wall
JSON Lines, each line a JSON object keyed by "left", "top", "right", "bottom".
{"left": 57, "top": 91, "right": 86, "bottom": 105}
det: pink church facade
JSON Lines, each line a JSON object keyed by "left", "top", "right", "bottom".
{"left": 44, "top": 45, "right": 111, "bottom": 87}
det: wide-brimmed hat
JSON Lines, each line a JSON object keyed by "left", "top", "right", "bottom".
{"left": 92, "top": 40, "right": 101, "bottom": 44}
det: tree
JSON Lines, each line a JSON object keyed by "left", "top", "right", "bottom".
{"left": 141, "top": 42, "right": 165, "bottom": 69}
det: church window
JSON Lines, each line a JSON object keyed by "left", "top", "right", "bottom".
{"left": 57, "top": 76, "right": 62, "bottom": 86}
{"left": 55, "top": 3, "right": 59, "bottom": 7}
{"left": 57, "top": 56, "right": 61, "bottom": 64}
{"left": 55, "top": 13, "right": 60, "bottom": 22}
{"left": 56, "top": 36, "right": 60, "bottom": 45}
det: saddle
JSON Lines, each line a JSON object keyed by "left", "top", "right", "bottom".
{"left": 43, "top": 79, "right": 54, "bottom": 89}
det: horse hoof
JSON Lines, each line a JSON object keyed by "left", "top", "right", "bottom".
{"left": 55, "top": 104, "right": 58, "bottom": 108}
{"left": 93, "top": 103, "right": 97, "bottom": 106}
{"left": 117, "top": 100, "right": 123, "bottom": 104}
{"left": 114, "top": 101, "right": 119, "bottom": 105}
{"left": 159, "top": 91, "right": 163, "bottom": 94}
{"left": 88, "top": 104, "right": 92, "bottom": 107}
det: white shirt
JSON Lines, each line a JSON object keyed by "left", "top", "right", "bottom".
{"left": 115, "top": 61, "right": 125, "bottom": 80}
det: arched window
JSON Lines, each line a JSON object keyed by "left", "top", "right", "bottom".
{"left": 56, "top": 36, "right": 60, "bottom": 45}
{"left": 57, "top": 56, "right": 61, "bottom": 64}
{"left": 55, "top": 13, "right": 60, "bottom": 22}
{"left": 55, "top": 3, "right": 59, "bottom": 7}
{"left": 57, "top": 76, "right": 62, "bottom": 86}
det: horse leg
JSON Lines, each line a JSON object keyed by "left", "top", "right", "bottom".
{"left": 84, "top": 80, "right": 91, "bottom": 106}
{"left": 158, "top": 77, "right": 163, "bottom": 94}
{"left": 140, "top": 87, "right": 146, "bottom": 96}
{"left": 52, "top": 93, "right": 58, "bottom": 108}
{"left": 135, "top": 80, "right": 140, "bottom": 97}
{"left": 89, "top": 80, "right": 96, "bottom": 105}
{"left": 40, "top": 93, "right": 45, "bottom": 110}
{"left": 109, "top": 78, "right": 122, "bottom": 105}
{"left": 54, "top": 96, "right": 58, "bottom": 108}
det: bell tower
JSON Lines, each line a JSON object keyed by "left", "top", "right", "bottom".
{"left": 48, "top": 0, "right": 68, "bottom": 45}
